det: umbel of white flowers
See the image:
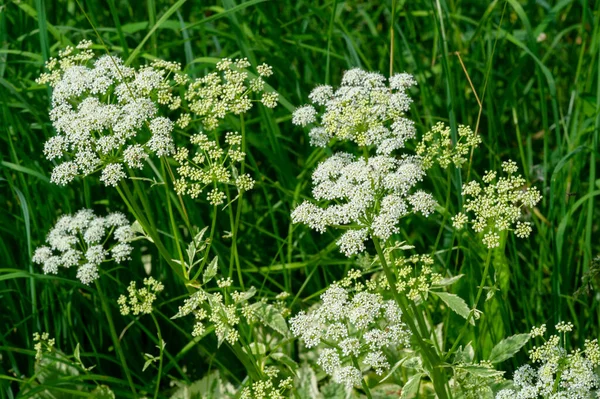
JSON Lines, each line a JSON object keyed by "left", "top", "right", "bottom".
{"left": 290, "top": 270, "right": 411, "bottom": 389}
{"left": 497, "top": 322, "right": 600, "bottom": 399}
{"left": 32, "top": 209, "right": 135, "bottom": 284}
{"left": 37, "top": 40, "right": 278, "bottom": 188}
{"left": 291, "top": 68, "right": 437, "bottom": 256}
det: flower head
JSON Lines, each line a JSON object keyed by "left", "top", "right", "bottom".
{"left": 32, "top": 209, "right": 134, "bottom": 284}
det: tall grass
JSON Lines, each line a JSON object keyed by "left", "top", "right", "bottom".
{"left": 1, "top": 0, "right": 599, "bottom": 397}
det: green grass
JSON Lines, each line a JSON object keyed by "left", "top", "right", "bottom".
{"left": 1, "top": 0, "right": 599, "bottom": 397}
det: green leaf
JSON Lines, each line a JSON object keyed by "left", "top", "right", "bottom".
{"left": 250, "top": 302, "right": 289, "bottom": 336}
{"left": 488, "top": 333, "right": 530, "bottom": 364}
{"left": 401, "top": 373, "right": 423, "bottom": 399}
{"left": 170, "top": 370, "right": 235, "bottom": 399}
{"left": 295, "top": 363, "right": 322, "bottom": 399}
{"left": 143, "top": 358, "right": 155, "bottom": 372}
{"left": 431, "top": 291, "right": 473, "bottom": 325}
{"left": 203, "top": 256, "right": 219, "bottom": 284}
{"left": 270, "top": 352, "right": 298, "bottom": 373}
{"left": 73, "top": 343, "right": 81, "bottom": 363}
{"left": 458, "top": 365, "right": 504, "bottom": 378}
{"left": 233, "top": 286, "right": 257, "bottom": 303}
{"left": 454, "top": 343, "right": 475, "bottom": 364}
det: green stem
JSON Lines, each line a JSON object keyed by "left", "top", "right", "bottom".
{"left": 161, "top": 158, "right": 187, "bottom": 279}
{"left": 352, "top": 356, "right": 373, "bottom": 399}
{"left": 150, "top": 314, "right": 163, "bottom": 399}
{"left": 372, "top": 238, "right": 449, "bottom": 399}
{"left": 117, "top": 183, "right": 186, "bottom": 282}
{"left": 95, "top": 281, "right": 136, "bottom": 396}
{"left": 229, "top": 114, "right": 246, "bottom": 289}
{"left": 192, "top": 205, "right": 219, "bottom": 282}
{"left": 444, "top": 248, "right": 493, "bottom": 361}
{"left": 389, "top": 0, "right": 397, "bottom": 76}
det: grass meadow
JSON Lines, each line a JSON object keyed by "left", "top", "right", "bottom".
{"left": 1, "top": 0, "right": 599, "bottom": 398}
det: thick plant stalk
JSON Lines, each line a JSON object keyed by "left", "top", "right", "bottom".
{"left": 373, "top": 238, "right": 450, "bottom": 399}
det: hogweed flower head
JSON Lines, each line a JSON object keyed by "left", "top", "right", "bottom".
{"left": 496, "top": 322, "right": 600, "bottom": 399}
{"left": 118, "top": 277, "right": 164, "bottom": 316}
{"left": 452, "top": 160, "right": 541, "bottom": 248}
{"left": 37, "top": 40, "right": 186, "bottom": 186}
{"left": 291, "top": 152, "right": 436, "bottom": 256}
{"left": 291, "top": 68, "right": 458, "bottom": 256}
{"left": 32, "top": 209, "right": 134, "bottom": 284}
{"left": 292, "top": 68, "right": 417, "bottom": 153}
{"left": 290, "top": 270, "right": 411, "bottom": 388}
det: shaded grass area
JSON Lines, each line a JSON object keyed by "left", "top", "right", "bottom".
{"left": 1, "top": 0, "right": 599, "bottom": 396}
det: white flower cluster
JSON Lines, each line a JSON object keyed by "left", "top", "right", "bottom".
{"left": 416, "top": 122, "right": 481, "bottom": 169}
{"left": 290, "top": 270, "right": 411, "bottom": 389}
{"left": 32, "top": 209, "right": 134, "bottom": 284}
{"left": 173, "top": 131, "right": 254, "bottom": 204}
{"left": 37, "top": 40, "right": 185, "bottom": 186}
{"left": 185, "top": 58, "right": 278, "bottom": 131}
{"left": 291, "top": 152, "right": 436, "bottom": 256}
{"left": 452, "top": 160, "right": 542, "bottom": 248}
{"left": 239, "top": 367, "right": 293, "bottom": 399}
{"left": 118, "top": 277, "right": 164, "bottom": 316}
{"left": 395, "top": 254, "right": 443, "bottom": 301}
{"left": 496, "top": 323, "right": 600, "bottom": 399}
{"left": 292, "top": 68, "right": 417, "bottom": 153}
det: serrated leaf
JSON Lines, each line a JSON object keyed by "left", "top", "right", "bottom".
{"left": 195, "top": 226, "right": 209, "bottom": 244}
{"left": 234, "top": 286, "right": 257, "bottom": 303}
{"left": 35, "top": 350, "right": 79, "bottom": 384}
{"left": 130, "top": 220, "right": 153, "bottom": 242}
{"left": 170, "top": 370, "right": 235, "bottom": 399}
{"left": 401, "top": 373, "right": 423, "bottom": 399}
{"left": 251, "top": 302, "right": 289, "bottom": 336}
{"left": 488, "top": 333, "right": 530, "bottom": 364}
{"left": 295, "top": 363, "right": 323, "bottom": 399}
{"left": 454, "top": 342, "right": 475, "bottom": 364}
{"left": 432, "top": 291, "right": 473, "bottom": 325}
{"left": 203, "top": 256, "right": 218, "bottom": 284}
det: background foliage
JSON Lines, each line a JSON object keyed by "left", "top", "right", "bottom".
{"left": 1, "top": 0, "right": 599, "bottom": 397}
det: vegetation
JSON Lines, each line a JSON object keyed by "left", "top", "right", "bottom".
{"left": 1, "top": 0, "right": 599, "bottom": 398}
